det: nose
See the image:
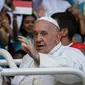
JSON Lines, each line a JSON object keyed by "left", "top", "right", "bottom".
{"left": 29, "top": 22, "right": 33, "bottom": 26}
{"left": 36, "top": 34, "right": 42, "bottom": 42}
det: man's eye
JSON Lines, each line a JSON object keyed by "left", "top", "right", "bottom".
{"left": 33, "top": 32, "right": 38, "bottom": 36}
{"left": 41, "top": 31, "right": 47, "bottom": 36}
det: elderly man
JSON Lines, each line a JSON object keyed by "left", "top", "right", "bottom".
{"left": 12, "top": 17, "right": 85, "bottom": 85}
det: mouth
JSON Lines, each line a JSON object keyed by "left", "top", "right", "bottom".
{"left": 36, "top": 45, "right": 45, "bottom": 50}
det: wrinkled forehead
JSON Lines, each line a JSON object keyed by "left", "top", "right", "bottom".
{"left": 34, "top": 20, "right": 59, "bottom": 31}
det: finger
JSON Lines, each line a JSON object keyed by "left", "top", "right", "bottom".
{"left": 19, "top": 38, "right": 28, "bottom": 45}
{"left": 18, "top": 35, "right": 26, "bottom": 38}
{"left": 18, "top": 36, "right": 31, "bottom": 45}
{"left": 21, "top": 43, "right": 29, "bottom": 53}
{"left": 18, "top": 36, "right": 27, "bottom": 41}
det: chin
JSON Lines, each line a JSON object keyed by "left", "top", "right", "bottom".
{"left": 37, "top": 49, "right": 45, "bottom": 53}
{"left": 38, "top": 50, "right": 45, "bottom": 53}
{"left": 38, "top": 50, "right": 49, "bottom": 53}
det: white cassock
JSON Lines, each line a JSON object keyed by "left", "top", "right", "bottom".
{"left": 12, "top": 42, "right": 85, "bottom": 85}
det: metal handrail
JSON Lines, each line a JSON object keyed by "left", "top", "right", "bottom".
{"left": 0, "top": 48, "right": 18, "bottom": 85}
{"left": 0, "top": 59, "right": 22, "bottom": 65}
{"left": 1, "top": 68, "right": 85, "bottom": 85}
{"left": 0, "top": 49, "right": 17, "bottom": 68}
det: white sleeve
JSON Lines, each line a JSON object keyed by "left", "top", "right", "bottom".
{"left": 20, "top": 54, "right": 38, "bottom": 68}
{"left": 39, "top": 48, "right": 85, "bottom": 70}
{"left": 39, "top": 53, "right": 75, "bottom": 68}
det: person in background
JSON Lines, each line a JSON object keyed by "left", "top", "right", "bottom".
{"left": 0, "top": 8, "right": 13, "bottom": 50}
{"left": 12, "top": 17, "right": 85, "bottom": 85}
{"left": 51, "top": 11, "right": 80, "bottom": 46}
{"left": 33, "top": 0, "right": 71, "bottom": 17}
{"left": 5, "top": 0, "right": 23, "bottom": 29}
{"left": 51, "top": 11, "right": 85, "bottom": 55}
{"left": 67, "top": 6, "right": 85, "bottom": 43}
{"left": 13, "top": 14, "right": 37, "bottom": 59}
{"left": 0, "top": 7, "right": 13, "bottom": 69}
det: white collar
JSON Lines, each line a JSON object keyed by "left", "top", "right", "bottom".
{"left": 67, "top": 43, "right": 73, "bottom": 47}
{"left": 49, "top": 42, "right": 62, "bottom": 54}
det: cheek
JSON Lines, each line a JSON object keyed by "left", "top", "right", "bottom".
{"left": 25, "top": 24, "right": 29, "bottom": 28}
{"left": 34, "top": 38, "right": 37, "bottom": 44}
{"left": 23, "top": 23, "right": 29, "bottom": 27}
{"left": 48, "top": 36, "right": 57, "bottom": 45}
{"left": 45, "top": 37, "right": 53, "bottom": 45}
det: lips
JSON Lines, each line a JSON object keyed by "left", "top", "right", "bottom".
{"left": 36, "top": 45, "right": 45, "bottom": 49}
{"left": 37, "top": 45, "right": 44, "bottom": 47}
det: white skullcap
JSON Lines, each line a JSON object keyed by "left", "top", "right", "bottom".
{"left": 0, "top": 0, "right": 5, "bottom": 12}
{"left": 37, "top": 17, "right": 60, "bottom": 29}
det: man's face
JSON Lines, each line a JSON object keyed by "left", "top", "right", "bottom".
{"left": 23, "top": 16, "right": 36, "bottom": 33}
{"left": 33, "top": 20, "right": 60, "bottom": 53}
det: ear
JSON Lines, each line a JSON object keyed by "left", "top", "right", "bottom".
{"left": 56, "top": 32, "right": 62, "bottom": 43}
{"left": 61, "top": 28, "right": 68, "bottom": 37}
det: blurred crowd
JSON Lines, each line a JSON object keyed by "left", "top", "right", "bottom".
{"left": 0, "top": 0, "right": 85, "bottom": 59}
